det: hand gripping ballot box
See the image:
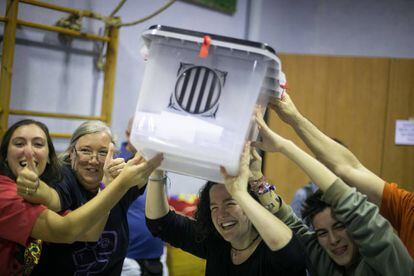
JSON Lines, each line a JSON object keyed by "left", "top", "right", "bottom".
{"left": 131, "top": 25, "right": 285, "bottom": 183}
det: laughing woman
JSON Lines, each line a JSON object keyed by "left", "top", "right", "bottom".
{"left": 145, "top": 143, "right": 306, "bottom": 276}
{"left": 0, "top": 119, "right": 162, "bottom": 275}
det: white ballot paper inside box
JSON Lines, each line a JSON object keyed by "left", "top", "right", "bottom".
{"left": 130, "top": 25, "right": 285, "bottom": 182}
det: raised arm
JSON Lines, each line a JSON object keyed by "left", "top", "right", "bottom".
{"left": 254, "top": 110, "right": 337, "bottom": 192}
{"left": 221, "top": 143, "right": 292, "bottom": 251}
{"left": 30, "top": 153, "right": 163, "bottom": 243}
{"left": 269, "top": 93, "right": 385, "bottom": 205}
{"left": 145, "top": 170, "right": 170, "bottom": 220}
{"left": 16, "top": 143, "right": 124, "bottom": 212}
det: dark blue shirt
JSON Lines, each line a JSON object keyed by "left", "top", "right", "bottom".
{"left": 32, "top": 165, "right": 143, "bottom": 276}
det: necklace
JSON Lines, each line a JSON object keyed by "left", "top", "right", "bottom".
{"left": 231, "top": 234, "right": 260, "bottom": 252}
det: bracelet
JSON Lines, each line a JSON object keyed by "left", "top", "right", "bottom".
{"left": 99, "top": 181, "right": 106, "bottom": 190}
{"left": 249, "top": 176, "right": 282, "bottom": 214}
{"left": 249, "top": 176, "right": 274, "bottom": 195}
{"left": 258, "top": 190, "right": 282, "bottom": 214}
{"left": 149, "top": 175, "right": 167, "bottom": 182}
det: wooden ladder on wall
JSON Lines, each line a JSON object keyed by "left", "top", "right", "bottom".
{"left": 0, "top": 0, "right": 119, "bottom": 138}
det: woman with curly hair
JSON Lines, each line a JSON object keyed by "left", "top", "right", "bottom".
{"left": 145, "top": 144, "right": 306, "bottom": 276}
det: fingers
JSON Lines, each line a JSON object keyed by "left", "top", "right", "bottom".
{"left": 251, "top": 141, "right": 266, "bottom": 153}
{"left": 16, "top": 174, "right": 38, "bottom": 196}
{"left": 255, "top": 112, "right": 266, "bottom": 128}
{"left": 110, "top": 160, "right": 126, "bottom": 170}
{"left": 130, "top": 153, "right": 163, "bottom": 176}
{"left": 219, "top": 166, "right": 230, "bottom": 179}
{"left": 128, "top": 152, "right": 145, "bottom": 166}
{"left": 24, "top": 149, "right": 39, "bottom": 176}
{"left": 104, "top": 143, "right": 115, "bottom": 168}
{"left": 107, "top": 160, "right": 126, "bottom": 176}
{"left": 239, "top": 143, "right": 251, "bottom": 176}
{"left": 251, "top": 147, "right": 262, "bottom": 161}
{"left": 143, "top": 153, "right": 164, "bottom": 172}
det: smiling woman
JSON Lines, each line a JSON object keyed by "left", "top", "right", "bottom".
{"left": 145, "top": 144, "right": 307, "bottom": 276}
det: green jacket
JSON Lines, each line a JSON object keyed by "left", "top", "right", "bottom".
{"left": 276, "top": 178, "right": 414, "bottom": 276}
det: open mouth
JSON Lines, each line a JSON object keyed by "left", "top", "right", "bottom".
{"left": 220, "top": 221, "right": 237, "bottom": 230}
{"left": 86, "top": 167, "right": 99, "bottom": 172}
{"left": 19, "top": 160, "right": 39, "bottom": 167}
{"left": 332, "top": 245, "right": 347, "bottom": 256}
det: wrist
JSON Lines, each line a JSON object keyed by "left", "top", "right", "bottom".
{"left": 249, "top": 176, "right": 269, "bottom": 195}
{"left": 149, "top": 171, "right": 167, "bottom": 184}
{"left": 231, "top": 189, "right": 249, "bottom": 201}
{"left": 248, "top": 177, "right": 281, "bottom": 213}
{"left": 250, "top": 173, "right": 263, "bottom": 182}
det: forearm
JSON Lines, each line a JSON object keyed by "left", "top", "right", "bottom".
{"left": 76, "top": 213, "right": 109, "bottom": 241}
{"left": 145, "top": 179, "right": 169, "bottom": 219}
{"left": 43, "top": 184, "right": 62, "bottom": 212}
{"left": 290, "top": 115, "right": 385, "bottom": 204}
{"left": 290, "top": 114, "right": 358, "bottom": 170}
{"left": 233, "top": 191, "right": 292, "bottom": 251}
{"left": 280, "top": 140, "right": 337, "bottom": 192}
{"left": 61, "top": 178, "right": 129, "bottom": 241}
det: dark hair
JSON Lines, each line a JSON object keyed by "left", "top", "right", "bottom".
{"left": 301, "top": 190, "right": 330, "bottom": 226}
{"left": 193, "top": 181, "right": 259, "bottom": 242}
{"left": 0, "top": 119, "right": 61, "bottom": 183}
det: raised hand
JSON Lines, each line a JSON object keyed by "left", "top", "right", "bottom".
{"left": 103, "top": 143, "right": 126, "bottom": 185}
{"left": 252, "top": 108, "right": 288, "bottom": 153}
{"left": 268, "top": 92, "right": 301, "bottom": 125}
{"left": 117, "top": 152, "right": 164, "bottom": 189}
{"left": 249, "top": 147, "right": 264, "bottom": 182}
{"left": 16, "top": 149, "right": 40, "bottom": 198}
{"left": 220, "top": 142, "right": 251, "bottom": 196}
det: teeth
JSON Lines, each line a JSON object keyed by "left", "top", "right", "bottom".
{"left": 221, "top": 221, "right": 236, "bottom": 228}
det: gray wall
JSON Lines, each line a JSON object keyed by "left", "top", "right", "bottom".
{"left": 1, "top": 0, "right": 414, "bottom": 194}
{"left": 254, "top": 0, "right": 414, "bottom": 58}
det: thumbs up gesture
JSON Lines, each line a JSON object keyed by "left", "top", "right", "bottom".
{"left": 102, "top": 143, "right": 126, "bottom": 185}
{"left": 16, "top": 150, "right": 40, "bottom": 199}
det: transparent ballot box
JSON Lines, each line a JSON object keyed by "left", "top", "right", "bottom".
{"left": 131, "top": 25, "right": 285, "bottom": 182}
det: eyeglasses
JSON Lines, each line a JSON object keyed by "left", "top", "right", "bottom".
{"left": 74, "top": 148, "right": 108, "bottom": 163}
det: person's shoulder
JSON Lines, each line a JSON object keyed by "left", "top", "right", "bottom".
{"left": 0, "top": 174, "right": 14, "bottom": 184}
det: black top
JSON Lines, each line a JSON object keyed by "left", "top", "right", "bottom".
{"left": 32, "top": 165, "right": 143, "bottom": 276}
{"left": 147, "top": 25, "right": 276, "bottom": 55}
{"left": 147, "top": 210, "right": 307, "bottom": 276}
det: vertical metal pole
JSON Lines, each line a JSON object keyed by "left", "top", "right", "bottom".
{"left": 0, "top": 0, "right": 18, "bottom": 137}
{"left": 101, "top": 24, "right": 119, "bottom": 126}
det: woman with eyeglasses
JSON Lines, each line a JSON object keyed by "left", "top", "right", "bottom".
{"left": 0, "top": 119, "right": 162, "bottom": 275}
{"left": 17, "top": 120, "right": 160, "bottom": 275}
